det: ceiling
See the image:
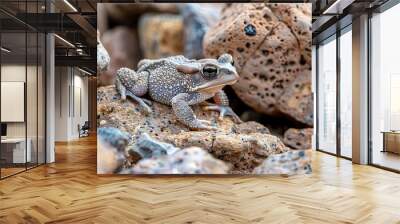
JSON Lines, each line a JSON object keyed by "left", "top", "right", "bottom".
{"left": 0, "top": 0, "right": 98, "bottom": 74}
{"left": 1, "top": 0, "right": 395, "bottom": 72}
{"left": 312, "top": 0, "right": 392, "bottom": 44}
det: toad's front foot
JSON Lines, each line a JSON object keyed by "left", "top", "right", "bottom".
{"left": 203, "top": 105, "right": 242, "bottom": 123}
{"left": 191, "top": 119, "right": 217, "bottom": 131}
{"left": 171, "top": 93, "right": 218, "bottom": 131}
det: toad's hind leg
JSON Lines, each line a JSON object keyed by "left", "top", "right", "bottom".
{"left": 116, "top": 67, "right": 152, "bottom": 114}
{"left": 116, "top": 67, "right": 148, "bottom": 98}
{"left": 171, "top": 93, "right": 216, "bottom": 130}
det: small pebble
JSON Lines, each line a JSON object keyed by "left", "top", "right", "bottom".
{"left": 244, "top": 24, "right": 257, "bottom": 36}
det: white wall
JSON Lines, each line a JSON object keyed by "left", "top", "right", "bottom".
{"left": 1, "top": 64, "right": 46, "bottom": 164}
{"left": 55, "top": 66, "right": 69, "bottom": 141}
{"left": 54, "top": 67, "right": 89, "bottom": 141}
{"left": 71, "top": 73, "right": 89, "bottom": 138}
{"left": 1, "top": 65, "right": 39, "bottom": 138}
{"left": 1, "top": 65, "right": 25, "bottom": 139}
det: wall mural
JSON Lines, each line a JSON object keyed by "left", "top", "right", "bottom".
{"left": 97, "top": 3, "right": 313, "bottom": 175}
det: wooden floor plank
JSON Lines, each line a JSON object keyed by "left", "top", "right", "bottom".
{"left": 0, "top": 135, "right": 400, "bottom": 223}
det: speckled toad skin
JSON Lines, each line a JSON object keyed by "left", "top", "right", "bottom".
{"left": 116, "top": 54, "right": 241, "bottom": 130}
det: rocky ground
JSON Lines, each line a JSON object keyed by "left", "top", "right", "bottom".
{"left": 98, "top": 86, "right": 311, "bottom": 174}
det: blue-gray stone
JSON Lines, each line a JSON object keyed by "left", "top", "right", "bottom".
{"left": 134, "top": 133, "right": 179, "bottom": 159}
{"left": 180, "top": 4, "right": 220, "bottom": 59}
{"left": 98, "top": 127, "right": 131, "bottom": 151}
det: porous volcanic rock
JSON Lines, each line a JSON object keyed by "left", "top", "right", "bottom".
{"left": 283, "top": 128, "right": 313, "bottom": 149}
{"left": 277, "top": 71, "right": 313, "bottom": 126}
{"left": 138, "top": 14, "right": 184, "bottom": 59}
{"left": 97, "top": 86, "right": 288, "bottom": 174}
{"left": 203, "top": 3, "right": 312, "bottom": 125}
{"left": 165, "top": 131, "right": 286, "bottom": 174}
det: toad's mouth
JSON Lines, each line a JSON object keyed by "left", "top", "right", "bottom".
{"left": 191, "top": 79, "right": 238, "bottom": 92}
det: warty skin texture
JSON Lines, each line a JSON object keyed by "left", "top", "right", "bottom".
{"left": 116, "top": 54, "right": 241, "bottom": 130}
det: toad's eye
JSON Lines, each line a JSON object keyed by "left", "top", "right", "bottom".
{"left": 202, "top": 65, "right": 218, "bottom": 79}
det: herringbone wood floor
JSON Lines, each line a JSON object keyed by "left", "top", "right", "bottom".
{"left": 1, "top": 135, "right": 400, "bottom": 224}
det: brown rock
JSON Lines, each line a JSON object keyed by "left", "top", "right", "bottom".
{"left": 203, "top": 3, "right": 312, "bottom": 124}
{"left": 283, "top": 128, "right": 313, "bottom": 149}
{"left": 104, "top": 3, "right": 179, "bottom": 23}
{"left": 97, "top": 4, "right": 108, "bottom": 35}
{"left": 232, "top": 121, "right": 270, "bottom": 134}
{"left": 100, "top": 27, "right": 140, "bottom": 85}
{"left": 268, "top": 4, "right": 312, "bottom": 65}
{"left": 97, "top": 86, "right": 288, "bottom": 174}
{"left": 138, "top": 14, "right": 184, "bottom": 59}
{"left": 164, "top": 132, "right": 287, "bottom": 174}
{"left": 277, "top": 71, "right": 313, "bottom": 126}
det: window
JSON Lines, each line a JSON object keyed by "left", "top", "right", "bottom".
{"left": 0, "top": 1, "right": 46, "bottom": 179}
{"left": 339, "top": 27, "right": 352, "bottom": 158}
{"left": 370, "top": 3, "right": 400, "bottom": 171}
{"left": 317, "top": 36, "right": 337, "bottom": 154}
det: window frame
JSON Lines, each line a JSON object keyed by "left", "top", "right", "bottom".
{"left": 367, "top": 0, "right": 400, "bottom": 173}
{"left": 315, "top": 23, "right": 353, "bottom": 161}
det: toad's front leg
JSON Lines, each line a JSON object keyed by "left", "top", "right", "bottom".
{"left": 203, "top": 90, "right": 242, "bottom": 123}
{"left": 171, "top": 93, "right": 216, "bottom": 130}
{"left": 116, "top": 67, "right": 152, "bottom": 114}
